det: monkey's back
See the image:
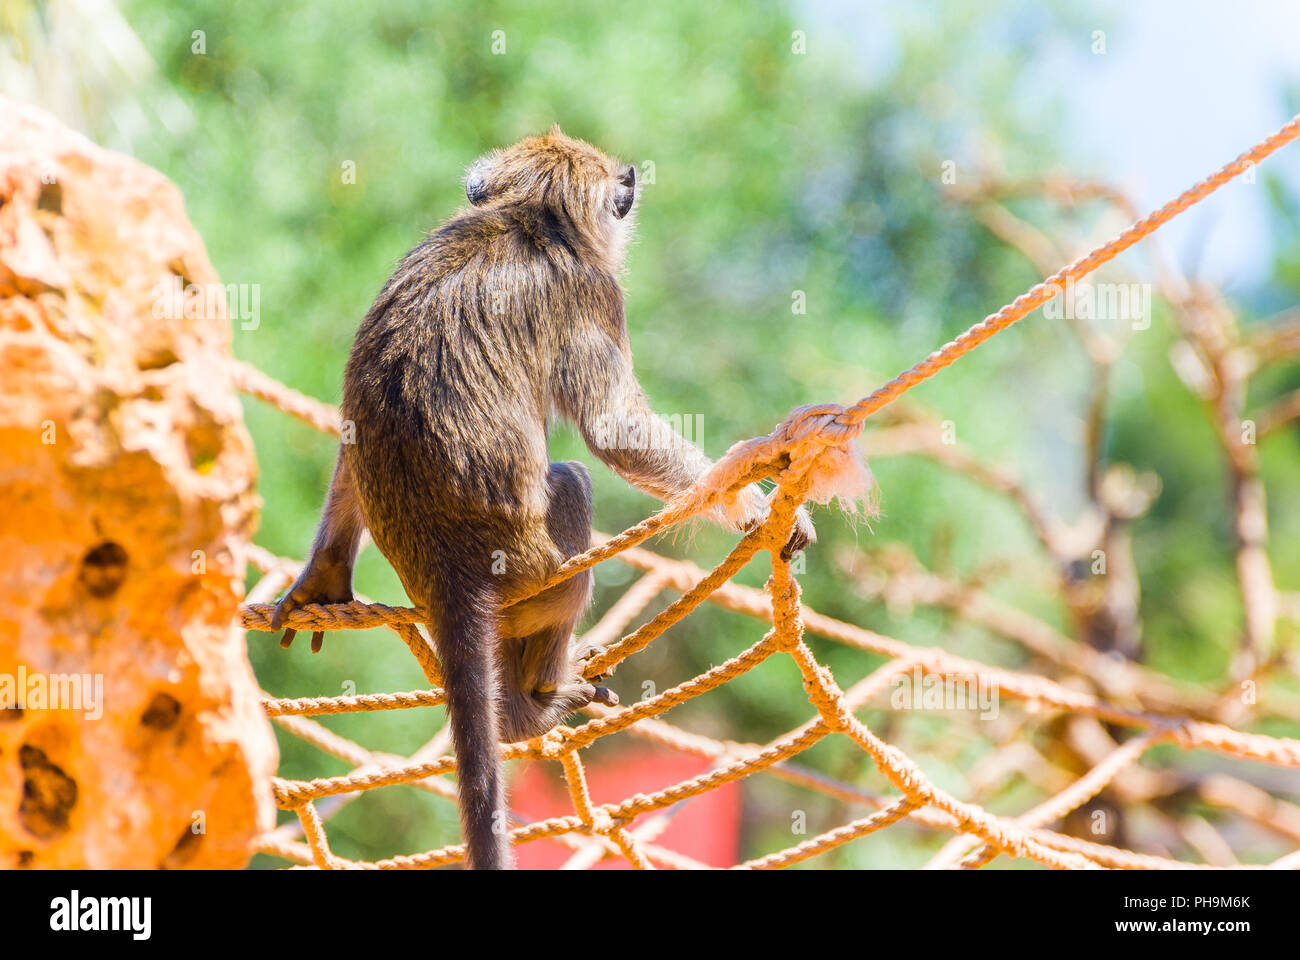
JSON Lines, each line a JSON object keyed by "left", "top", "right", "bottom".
{"left": 341, "top": 208, "right": 600, "bottom": 602}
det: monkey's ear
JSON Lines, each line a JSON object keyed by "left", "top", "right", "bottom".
{"left": 466, "top": 171, "right": 489, "bottom": 206}
{"left": 613, "top": 164, "right": 635, "bottom": 219}
{"left": 465, "top": 155, "right": 495, "bottom": 206}
{"left": 549, "top": 122, "right": 564, "bottom": 136}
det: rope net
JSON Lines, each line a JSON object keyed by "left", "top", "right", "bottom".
{"left": 238, "top": 115, "right": 1300, "bottom": 870}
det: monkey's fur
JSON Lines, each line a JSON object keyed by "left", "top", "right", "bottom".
{"left": 271, "top": 127, "right": 814, "bottom": 869}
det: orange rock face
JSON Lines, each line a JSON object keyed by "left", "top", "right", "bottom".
{"left": 0, "top": 97, "right": 277, "bottom": 868}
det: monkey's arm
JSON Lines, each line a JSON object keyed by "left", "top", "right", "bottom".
{"left": 559, "top": 337, "right": 711, "bottom": 501}
{"left": 555, "top": 331, "right": 814, "bottom": 556}
{"left": 271, "top": 450, "right": 366, "bottom": 652}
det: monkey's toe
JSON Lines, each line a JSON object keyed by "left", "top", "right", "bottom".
{"left": 571, "top": 639, "right": 616, "bottom": 680}
{"left": 275, "top": 625, "right": 325, "bottom": 652}
{"left": 565, "top": 682, "right": 618, "bottom": 708}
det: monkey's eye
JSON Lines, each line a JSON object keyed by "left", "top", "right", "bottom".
{"left": 617, "top": 165, "right": 636, "bottom": 188}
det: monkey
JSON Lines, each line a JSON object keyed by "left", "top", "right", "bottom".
{"left": 270, "top": 126, "right": 815, "bottom": 869}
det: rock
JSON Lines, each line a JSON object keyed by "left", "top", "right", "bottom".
{"left": 0, "top": 97, "right": 277, "bottom": 868}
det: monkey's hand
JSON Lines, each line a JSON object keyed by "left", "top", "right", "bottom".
{"left": 270, "top": 556, "right": 355, "bottom": 653}
{"left": 733, "top": 484, "right": 817, "bottom": 561}
{"left": 782, "top": 505, "right": 817, "bottom": 561}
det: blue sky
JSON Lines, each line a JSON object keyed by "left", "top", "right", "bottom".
{"left": 1051, "top": 0, "right": 1300, "bottom": 294}
{"left": 807, "top": 0, "right": 1300, "bottom": 298}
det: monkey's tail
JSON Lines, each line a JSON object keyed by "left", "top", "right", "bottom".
{"left": 431, "top": 578, "right": 512, "bottom": 870}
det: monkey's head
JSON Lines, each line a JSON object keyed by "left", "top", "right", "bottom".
{"left": 464, "top": 125, "right": 637, "bottom": 267}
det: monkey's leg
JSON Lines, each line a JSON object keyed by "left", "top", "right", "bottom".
{"left": 496, "top": 461, "right": 616, "bottom": 742}
{"left": 498, "top": 621, "right": 618, "bottom": 743}
{"left": 271, "top": 449, "right": 366, "bottom": 652}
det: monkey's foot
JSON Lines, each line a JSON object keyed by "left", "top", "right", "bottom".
{"left": 270, "top": 556, "right": 355, "bottom": 655}
{"left": 554, "top": 681, "right": 617, "bottom": 709}
{"left": 500, "top": 682, "right": 618, "bottom": 742}
{"left": 569, "top": 636, "right": 616, "bottom": 680}
{"left": 531, "top": 679, "right": 617, "bottom": 707}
